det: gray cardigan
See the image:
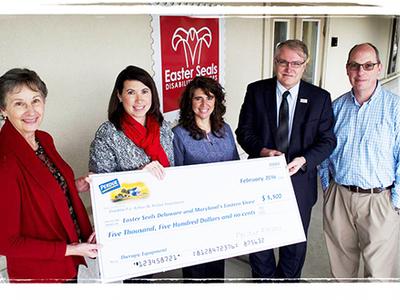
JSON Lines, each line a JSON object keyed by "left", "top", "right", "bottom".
{"left": 89, "top": 120, "right": 174, "bottom": 173}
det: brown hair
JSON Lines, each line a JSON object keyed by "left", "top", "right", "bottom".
{"left": 108, "top": 65, "right": 163, "bottom": 130}
{"left": 178, "top": 76, "right": 226, "bottom": 140}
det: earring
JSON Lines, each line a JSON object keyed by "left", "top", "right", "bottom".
{"left": 1, "top": 115, "right": 6, "bottom": 120}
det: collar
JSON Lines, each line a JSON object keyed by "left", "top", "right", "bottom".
{"left": 276, "top": 80, "right": 300, "bottom": 98}
{"left": 0, "top": 120, "right": 81, "bottom": 242}
{"left": 350, "top": 81, "right": 382, "bottom": 106}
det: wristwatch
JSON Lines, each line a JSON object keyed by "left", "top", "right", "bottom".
{"left": 395, "top": 207, "right": 400, "bottom": 215}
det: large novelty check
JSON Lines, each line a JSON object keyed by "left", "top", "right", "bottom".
{"left": 89, "top": 156, "right": 305, "bottom": 282}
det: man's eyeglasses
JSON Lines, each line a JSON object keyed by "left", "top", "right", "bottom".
{"left": 347, "top": 62, "right": 379, "bottom": 71}
{"left": 275, "top": 59, "right": 306, "bottom": 69}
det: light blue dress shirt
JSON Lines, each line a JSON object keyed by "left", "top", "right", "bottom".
{"left": 276, "top": 81, "right": 299, "bottom": 142}
{"left": 319, "top": 82, "right": 400, "bottom": 208}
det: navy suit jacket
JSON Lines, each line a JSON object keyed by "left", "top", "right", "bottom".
{"left": 236, "top": 78, "right": 336, "bottom": 211}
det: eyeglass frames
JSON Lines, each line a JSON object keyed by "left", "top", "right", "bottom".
{"left": 275, "top": 59, "right": 306, "bottom": 69}
{"left": 347, "top": 62, "right": 379, "bottom": 71}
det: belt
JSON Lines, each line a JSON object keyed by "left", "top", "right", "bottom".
{"left": 342, "top": 184, "right": 392, "bottom": 194}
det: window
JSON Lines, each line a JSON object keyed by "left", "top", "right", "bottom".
{"left": 273, "top": 20, "right": 289, "bottom": 55}
{"left": 388, "top": 17, "right": 399, "bottom": 76}
{"left": 302, "top": 20, "right": 320, "bottom": 84}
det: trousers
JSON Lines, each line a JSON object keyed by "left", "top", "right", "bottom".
{"left": 323, "top": 182, "right": 400, "bottom": 278}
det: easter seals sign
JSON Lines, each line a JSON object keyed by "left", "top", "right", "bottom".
{"left": 89, "top": 156, "right": 305, "bottom": 283}
{"left": 151, "top": 15, "right": 224, "bottom": 121}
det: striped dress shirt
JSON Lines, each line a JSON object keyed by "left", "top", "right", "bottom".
{"left": 319, "top": 82, "right": 400, "bottom": 208}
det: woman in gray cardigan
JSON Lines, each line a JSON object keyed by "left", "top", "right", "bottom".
{"left": 89, "top": 66, "right": 174, "bottom": 283}
{"left": 89, "top": 66, "right": 174, "bottom": 178}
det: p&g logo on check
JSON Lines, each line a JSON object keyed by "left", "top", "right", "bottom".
{"left": 99, "top": 179, "right": 120, "bottom": 194}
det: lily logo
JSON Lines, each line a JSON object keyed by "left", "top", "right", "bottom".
{"left": 172, "top": 27, "right": 212, "bottom": 68}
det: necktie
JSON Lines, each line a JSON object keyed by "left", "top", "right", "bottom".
{"left": 276, "top": 90, "right": 290, "bottom": 154}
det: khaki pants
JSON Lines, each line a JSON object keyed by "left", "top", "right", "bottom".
{"left": 323, "top": 182, "right": 400, "bottom": 278}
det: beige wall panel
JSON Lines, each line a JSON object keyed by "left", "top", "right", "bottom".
{"left": 0, "top": 14, "right": 395, "bottom": 207}
{"left": 0, "top": 15, "right": 153, "bottom": 206}
{"left": 224, "top": 17, "right": 264, "bottom": 133}
{"left": 225, "top": 18, "right": 263, "bottom": 131}
{"left": 0, "top": 15, "right": 265, "bottom": 202}
{"left": 324, "top": 16, "right": 392, "bottom": 99}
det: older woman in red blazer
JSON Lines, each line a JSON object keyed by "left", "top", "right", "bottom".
{"left": 0, "top": 68, "right": 100, "bottom": 283}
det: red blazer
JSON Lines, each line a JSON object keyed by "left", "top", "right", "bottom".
{"left": 0, "top": 121, "right": 93, "bottom": 282}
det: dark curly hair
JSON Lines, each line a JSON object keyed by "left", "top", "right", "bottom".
{"left": 178, "top": 76, "right": 226, "bottom": 140}
{"left": 108, "top": 65, "right": 163, "bottom": 130}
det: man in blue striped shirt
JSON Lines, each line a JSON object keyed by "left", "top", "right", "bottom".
{"left": 319, "top": 43, "right": 400, "bottom": 278}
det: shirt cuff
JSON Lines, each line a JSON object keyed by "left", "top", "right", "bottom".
{"left": 390, "top": 190, "right": 400, "bottom": 209}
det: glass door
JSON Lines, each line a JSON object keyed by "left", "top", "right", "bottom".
{"left": 388, "top": 17, "right": 399, "bottom": 76}
{"left": 270, "top": 17, "right": 326, "bottom": 86}
{"left": 300, "top": 19, "right": 321, "bottom": 84}
{"left": 273, "top": 20, "right": 290, "bottom": 54}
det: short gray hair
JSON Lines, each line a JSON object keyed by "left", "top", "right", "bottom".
{"left": 347, "top": 43, "right": 381, "bottom": 64}
{"left": 274, "top": 39, "right": 309, "bottom": 61}
{"left": 0, "top": 68, "right": 47, "bottom": 109}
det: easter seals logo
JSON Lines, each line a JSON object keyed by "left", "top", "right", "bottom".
{"left": 99, "top": 179, "right": 120, "bottom": 194}
{"left": 157, "top": 16, "right": 221, "bottom": 113}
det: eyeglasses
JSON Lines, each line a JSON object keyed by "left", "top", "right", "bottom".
{"left": 347, "top": 62, "right": 379, "bottom": 71}
{"left": 275, "top": 59, "right": 306, "bottom": 68}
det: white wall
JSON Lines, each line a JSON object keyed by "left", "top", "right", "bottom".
{"left": 0, "top": 15, "right": 397, "bottom": 204}
{"left": 0, "top": 15, "right": 265, "bottom": 206}
{"left": 324, "top": 16, "right": 393, "bottom": 99}
{"left": 0, "top": 13, "right": 398, "bottom": 279}
{"left": 0, "top": 15, "right": 152, "bottom": 206}
{"left": 224, "top": 17, "right": 264, "bottom": 136}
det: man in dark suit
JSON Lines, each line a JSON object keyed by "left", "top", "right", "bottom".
{"left": 235, "top": 39, "right": 336, "bottom": 279}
